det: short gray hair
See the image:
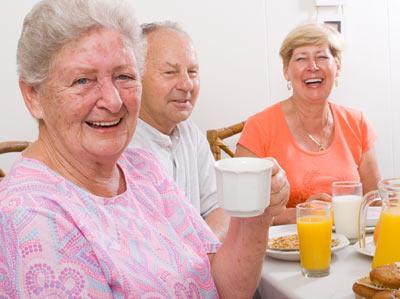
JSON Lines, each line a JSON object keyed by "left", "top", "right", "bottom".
{"left": 17, "top": 0, "right": 145, "bottom": 86}
{"left": 141, "top": 20, "right": 188, "bottom": 37}
{"left": 140, "top": 21, "right": 193, "bottom": 65}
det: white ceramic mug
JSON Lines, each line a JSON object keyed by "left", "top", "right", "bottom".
{"left": 215, "top": 157, "right": 273, "bottom": 217}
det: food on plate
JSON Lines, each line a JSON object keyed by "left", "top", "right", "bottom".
{"left": 268, "top": 233, "right": 339, "bottom": 251}
{"left": 370, "top": 263, "right": 400, "bottom": 289}
{"left": 352, "top": 263, "right": 400, "bottom": 299}
{"left": 352, "top": 277, "right": 382, "bottom": 299}
{"left": 269, "top": 234, "right": 298, "bottom": 250}
{"left": 372, "top": 290, "right": 400, "bottom": 299}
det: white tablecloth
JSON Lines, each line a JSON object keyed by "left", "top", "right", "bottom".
{"left": 259, "top": 227, "right": 373, "bottom": 299}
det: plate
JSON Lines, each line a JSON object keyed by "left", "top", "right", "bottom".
{"left": 266, "top": 224, "right": 350, "bottom": 261}
{"left": 353, "top": 236, "right": 375, "bottom": 257}
{"left": 333, "top": 225, "right": 375, "bottom": 234}
{"left": 365, "top": 226, "right": 375, "bottom": 233}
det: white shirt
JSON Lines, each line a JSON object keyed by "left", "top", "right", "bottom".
{"left": 130, "top": 119, "right": 218, "bottom": 217}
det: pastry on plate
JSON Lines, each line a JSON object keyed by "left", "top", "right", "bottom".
{"left": 353, "top": 263, "right": 400, "bottom": 299}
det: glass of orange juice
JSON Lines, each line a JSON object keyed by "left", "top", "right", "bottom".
{"left": 297, "top": 201, "right": 332, "bottom": 277}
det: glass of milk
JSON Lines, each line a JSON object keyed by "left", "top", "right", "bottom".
{"left": 332, "top": 181, "right": 363, "bottom": 243}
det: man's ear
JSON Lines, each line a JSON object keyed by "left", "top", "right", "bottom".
{"left": 19, "top": 80, "right": 44, "bottom": 119}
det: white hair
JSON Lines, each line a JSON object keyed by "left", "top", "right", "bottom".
{"left": 17, "top": 0, "right": 145, "bottom": 86}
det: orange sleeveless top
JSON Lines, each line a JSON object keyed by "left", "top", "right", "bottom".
{"left": 238, "top": 102, "right": 377, "bottom": 208}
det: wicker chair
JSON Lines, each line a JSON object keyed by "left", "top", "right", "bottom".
{"left": 207, "top": 121, "right": 245, "bottom": 161}
{"left": 0, "top": 141, "right": 30, "bottom": 178}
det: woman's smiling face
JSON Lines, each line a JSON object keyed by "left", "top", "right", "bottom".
{"left": 32, "top": 27, "right": 142, "bottom": 161}
{"left": 284, "top": 44, "right": 340, "bottom": 103}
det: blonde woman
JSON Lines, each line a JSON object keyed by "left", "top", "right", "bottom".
{"left": 236, "top": 23, "right": 380, "bottom": 224}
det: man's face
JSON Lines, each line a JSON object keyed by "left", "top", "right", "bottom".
{"left": 140, "top": 28, "right": 200, "bottom": 135}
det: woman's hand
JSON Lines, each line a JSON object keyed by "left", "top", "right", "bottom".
{"left": 265, "top": 158, "right": 289, "bottom": 218}
{"left": 210, "top": 158, "right": 289, "bottom": 298}
{"left": 306, "top": 193, "right": 332, "bottom": 203}
{"left": 235, "top": 146, "right": 290, "bottom": 219}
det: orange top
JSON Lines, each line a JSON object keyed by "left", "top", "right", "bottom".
{"left": 238, "top": 102, "right": 377, "bottom": 208}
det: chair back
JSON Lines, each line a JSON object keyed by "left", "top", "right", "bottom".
{"left": 207, "top": 121, "right": 245, "bottom": 160}
{"left": 0, "top": 141, "right": 30, "bottom": 178}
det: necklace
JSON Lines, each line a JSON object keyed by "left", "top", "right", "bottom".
{"left": 306, "top": 133, "right": 325, "bottom": 151}
{"left": 292, "top": 100, "right": 332, "bottom": 152}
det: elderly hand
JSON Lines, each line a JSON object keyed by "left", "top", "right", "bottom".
{"left": 265, "top": 158, "right": 289, "bottom": 218}
{"left": 306, "top": 193, "right": 332, "bottom": 203}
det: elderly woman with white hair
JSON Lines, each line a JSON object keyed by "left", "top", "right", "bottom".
{"left": 0, "top": 0, "right": 288, "bottom": 297}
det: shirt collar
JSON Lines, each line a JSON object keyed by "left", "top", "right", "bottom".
{"left": 136, "top": 118, "right": 180, "bottom": 148}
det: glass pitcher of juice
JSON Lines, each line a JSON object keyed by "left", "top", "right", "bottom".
{"left": 358, "top": 178, "right": 400, "bottom": 269}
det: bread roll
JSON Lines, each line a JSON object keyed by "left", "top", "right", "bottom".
{"left": 352, "top": 282, "right": 379, "bottom": 299}
{"left": 370, "top": 264, "right": 400, "bottom": 289}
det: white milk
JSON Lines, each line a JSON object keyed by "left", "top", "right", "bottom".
{"left": 332, "top": 195, "right": 362, "bottom": 240}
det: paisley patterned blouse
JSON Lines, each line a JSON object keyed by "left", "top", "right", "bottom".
{"left": 0, "top": 149, "right": 221, "bottom": 298}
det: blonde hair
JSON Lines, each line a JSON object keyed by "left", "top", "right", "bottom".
{"left": 279, "top": 23, "right": 344, "bottom": 67}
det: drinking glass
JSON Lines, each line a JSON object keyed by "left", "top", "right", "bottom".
{"left": 297, "top": 201, "right": 332, "bottom": 277}
{"left": 332, "top": 181, "right": 363, "bottom": 243}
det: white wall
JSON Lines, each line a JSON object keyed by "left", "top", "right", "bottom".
{"left": 388, "top": 0, "right": 400, "bottom": 176}
{"left": 1, "top": 0, "right": 399, "bottom": 180}
{"left": 133, "top": 0, "right": 269, "bottom": 131}
{"left": 0, "top": 1, "right": 39, "bottom": 172}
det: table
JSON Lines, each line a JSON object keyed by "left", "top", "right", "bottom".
{"left": 259, "top": 227, "right": 373, "bottom": 299}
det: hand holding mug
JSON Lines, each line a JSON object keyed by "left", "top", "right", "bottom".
{"left": 265, "top": 158, "right": 289, "bottom": 218}
{"left": 215, "top": 157, "right": 273, "bottom": 217}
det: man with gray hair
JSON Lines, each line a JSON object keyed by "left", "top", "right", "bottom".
{"left": 130, "top": 21, "right": 229, "bottom": 240}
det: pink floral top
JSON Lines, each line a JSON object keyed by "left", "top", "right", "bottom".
{"left": 0, "top": 149, "right": 221, "bottom": 298}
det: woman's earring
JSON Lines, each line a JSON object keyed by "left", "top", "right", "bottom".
{"left": 335, "top": 78, "right": 339, "bottom": 87}
{"left": 287, "top": 81, "right": 292, "bottom": 90}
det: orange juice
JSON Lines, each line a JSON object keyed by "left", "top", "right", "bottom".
{"left": 297, "top": 216, "right": 332, "bottom": 271}
{"left": 372, "top": 207, "right": 400, "bottom": 269}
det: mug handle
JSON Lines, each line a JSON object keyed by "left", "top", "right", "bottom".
{"left": 358, "top": 190, "right": 381, "bottom": 248}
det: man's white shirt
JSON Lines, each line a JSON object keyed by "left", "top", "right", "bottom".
{"left": 130, "top": 118, "right": 218, "bottom": 217}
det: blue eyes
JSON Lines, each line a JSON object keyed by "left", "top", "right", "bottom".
{"left": 74, "top": 78, "right": 90, "bottom": 85}
{"left": 72, "top": 74, "right": 135, "bottom": 87}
